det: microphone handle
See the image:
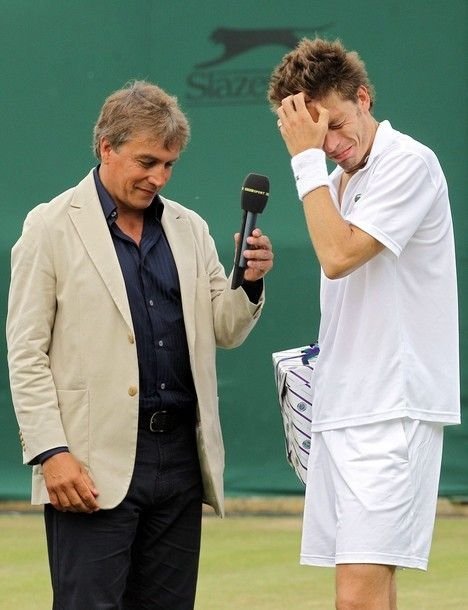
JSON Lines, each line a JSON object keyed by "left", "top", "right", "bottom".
{"left": 231, "top": 211, "right": 257, "bottom": 289}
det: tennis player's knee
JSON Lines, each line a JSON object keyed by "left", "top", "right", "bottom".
{"left": 335, "top": 564, "right": 395, "bottom": 610}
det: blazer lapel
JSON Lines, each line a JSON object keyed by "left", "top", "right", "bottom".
{"left": 160, "top": 200, "right": 197, "bottom": 352}
{"left": 68, "top": 172, "right": 134, "bottom": 331}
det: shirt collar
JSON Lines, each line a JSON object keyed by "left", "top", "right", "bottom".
{"left": 365, "top": 119, "right": 395, "bottom": 166}
{"left": 92, "top": 166, "right": 164, "bottom": 225}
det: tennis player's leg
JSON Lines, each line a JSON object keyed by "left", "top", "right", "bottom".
{"left": 301, "top": 418, "right": 443, "bottom": 610}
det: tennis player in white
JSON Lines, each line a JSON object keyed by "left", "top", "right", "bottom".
{"left": 268, "top": 38, "right": 460, "bottom": 610}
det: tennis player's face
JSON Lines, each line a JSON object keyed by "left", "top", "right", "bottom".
{"left": 98, "top": 134, "right": 180, "bottom": 213}
{"left": 308, "top": 86, "right": 377, "bottom": 173}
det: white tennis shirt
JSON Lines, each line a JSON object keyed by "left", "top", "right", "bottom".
{"left": 312, "top": 120, "right": 460, "bottom": 431}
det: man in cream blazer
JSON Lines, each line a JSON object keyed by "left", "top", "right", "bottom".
{"left": 7, "top": 81, "right": 273, "bottom": 609}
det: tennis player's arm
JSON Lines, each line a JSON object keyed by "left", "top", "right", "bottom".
{"left": 302, "top": 186, "right": 385, "bottom": 279}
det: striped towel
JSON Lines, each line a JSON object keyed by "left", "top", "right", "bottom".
{"left": 272, "top": 344, "right": 319, "bottom": 485}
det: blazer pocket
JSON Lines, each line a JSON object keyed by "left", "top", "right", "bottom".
{"left": 57, "top": 388, "right": 90, "bottom": 465}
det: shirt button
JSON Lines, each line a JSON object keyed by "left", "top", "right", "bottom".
{"left": 160, "top": 383, "right": 166, "bottom": 390}
{"left": 158, "top": 340, "right": 164, "bottom": 347}
{"left": 128, "top": 386, "right": 138, "bottom": 397}
{"left": 149, "top": 299, "right": 154, "bottom": 307}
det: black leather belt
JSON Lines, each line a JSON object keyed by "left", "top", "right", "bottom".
{"left": 139, "top": 408, "right": 195, "bottom": 433}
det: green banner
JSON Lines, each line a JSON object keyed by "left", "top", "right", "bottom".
{"left": 0, "top": 0, "right": 466, "bottom": 499}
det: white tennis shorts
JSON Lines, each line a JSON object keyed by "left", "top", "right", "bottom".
{"left": 300, "top": 418, "right": 444, "bottom": 570}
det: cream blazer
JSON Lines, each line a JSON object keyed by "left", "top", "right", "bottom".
{"left": 6, "top": 170, "right": 264, "bottom": 515}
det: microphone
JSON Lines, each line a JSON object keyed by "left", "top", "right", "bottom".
{"left": 231, "top": 173, "right": 270, "bottom": 289}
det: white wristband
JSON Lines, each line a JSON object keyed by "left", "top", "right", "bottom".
{"left": 291, "top": 148, "right": 329, "bottom": 201}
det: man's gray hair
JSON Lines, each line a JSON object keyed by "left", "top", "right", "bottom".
{"left": 93, "top": 80, "right": 190, "bottom": 159}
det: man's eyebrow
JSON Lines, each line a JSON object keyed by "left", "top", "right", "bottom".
{"left": 136, "top": 154, "right": 157, "bottom": 161}
{"left": 136, "top": 155, "right": 172, "bottom": 164}
{"left": 134, "top": 150, "right": 180, "bottom": 164}
{"left": 329, "top": 114, "right": 346, "bottom": 124}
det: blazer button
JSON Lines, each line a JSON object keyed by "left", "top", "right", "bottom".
{"left": 128, "top": 386, "right": 138, "bottom": 397}
{"left": 128, "top": 333, "right": 135, "bottom": 344}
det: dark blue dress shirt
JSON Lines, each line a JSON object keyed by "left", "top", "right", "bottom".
{"left": 93, "top": 167, "right": 197, "bottom": 413}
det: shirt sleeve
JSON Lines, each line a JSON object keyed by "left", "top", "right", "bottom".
{"left": 241, "top": 278, "right": 263, "bottom": 304}
{"left": 346, "top": 150, "right": 438, "bottom": 257}
{"left": 30, "top": 447, "right": 69, "bottom": 466}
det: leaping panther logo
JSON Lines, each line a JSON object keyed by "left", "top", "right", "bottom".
{"left": 196, "top": 25, "right": 333, "bottom": 69}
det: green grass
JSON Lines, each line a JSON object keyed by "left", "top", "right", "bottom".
{"left": 197, "top": 516, "right": 468, "bottom": 610}
{"left": 0, "top": 514, "right": 51, "bottom": 609}
{"left": 0, "top": 513, "right": 466, "bottom": 609}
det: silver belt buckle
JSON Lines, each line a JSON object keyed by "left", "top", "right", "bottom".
{"left": 149, "top": 410, "right": 167, "bottom": 433}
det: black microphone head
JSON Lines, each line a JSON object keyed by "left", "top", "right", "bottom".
{"left": 241, "top": 173, "right": 269, "bottom": 213}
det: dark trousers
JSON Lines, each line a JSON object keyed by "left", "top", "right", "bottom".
{"left": 44, "top": 421, "right": 203, "bottom": 610}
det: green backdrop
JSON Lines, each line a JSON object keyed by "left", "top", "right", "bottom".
{"left": 0, "top": 0, "right": 466, "bottom": 499}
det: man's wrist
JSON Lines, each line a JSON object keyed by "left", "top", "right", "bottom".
{"left": 291, "top": 148, "right": 329, "bottom": 201}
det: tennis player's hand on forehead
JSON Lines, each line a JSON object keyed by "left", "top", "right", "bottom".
{"left": 276, "top": 92, "right": 328, "bottom": 156}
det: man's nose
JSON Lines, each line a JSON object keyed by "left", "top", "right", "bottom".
{"left": 147, "top": 165, "right": 170, "bottom": 187}
{"left": 323, "top": 131, "right": 340, "bottom": 156}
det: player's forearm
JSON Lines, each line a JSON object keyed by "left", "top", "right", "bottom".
{"left": 302, "top": 186, "right": 356, "bottom": 278}
{"left": 302, "top": 187, "right": 384, "bottom": 279}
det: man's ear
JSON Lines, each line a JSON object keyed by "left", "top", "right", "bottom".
{"left": 356, "top": 85, "right": 371, "bottom": 111}
{"left": 99, "top": 137, "right": 112, "bottom": 163}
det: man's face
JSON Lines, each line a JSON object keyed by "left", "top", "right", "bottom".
{"left": 307, "top": 86, "right": 376, "bottom": 172}
{"left": 99, "top": 133, "right": 181, "bottom": 213}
